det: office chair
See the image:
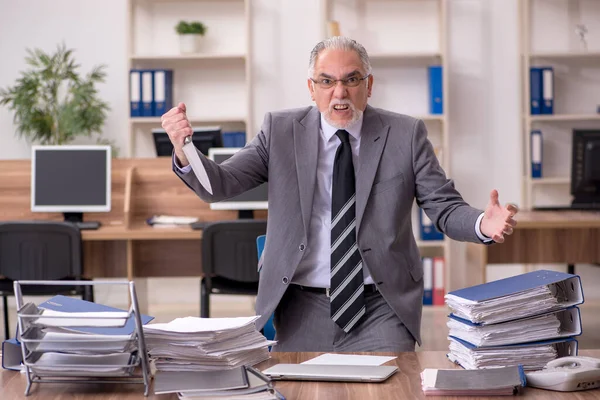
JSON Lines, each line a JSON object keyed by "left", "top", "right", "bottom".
{"left": 200, "top": 220, "right": 267, "bottom": 318}
{"left": 256, "top": 234, "right": 276, "bottom": 341}
{"left": 0, "top": 221, "right": 94, "bottom": 339}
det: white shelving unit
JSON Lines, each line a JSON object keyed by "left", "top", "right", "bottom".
{"left": 520, "top": 0, "right": 600, "bottom": 209}
{"left": 126, "top": 0, "right": 252, "bottom": 157}
{"left": 320, "top": 0, "right": 451, "bottom": 287}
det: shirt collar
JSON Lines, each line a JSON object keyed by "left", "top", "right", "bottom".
{"left": 320, "top": 112, "right": 363, "bottom": 143}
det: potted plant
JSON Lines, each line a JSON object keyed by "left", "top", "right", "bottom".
{"left": 0, "top": 43, "right": 114, "bottom": 151}
{"left": 176, "top": 20, "right": 207, "bottom": 54}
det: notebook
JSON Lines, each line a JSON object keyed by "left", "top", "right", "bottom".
{"left": 261, "top": 363, "right": 398, "bottom": 382}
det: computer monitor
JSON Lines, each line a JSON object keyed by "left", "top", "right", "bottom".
{"left": 31, "top": 145, "right": 111, "bottom": 224}
{"left": 208, "top": 147, "right": 268, "bottom": 219}
{"left": 153, "top": 126, "right": 222, "bottom": 157}
{"left": 571, "top": 129, "right": 600, "bottom": 205}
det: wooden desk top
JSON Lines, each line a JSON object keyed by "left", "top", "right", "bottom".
{"left": 517, "top": 210, "right": 600, "bottom": 229}
{"left": 3, "top": 350, "right": 600, "bottom": 399}
{"left": 81, "top": 221, "right": 203, "bottom": 241}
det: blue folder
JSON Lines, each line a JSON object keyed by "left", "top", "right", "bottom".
{"left": 37, "top": 295, "right": 154, "bottom": 336}
{"left": 449, "top": 335, "right": 578, "bottom": 355}
{"left": 530, "top": 67, "right": 542, "bottom": 115}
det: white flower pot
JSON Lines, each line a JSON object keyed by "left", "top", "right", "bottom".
{"left": 179, "top": 34, "right": 203, "bottom": 54}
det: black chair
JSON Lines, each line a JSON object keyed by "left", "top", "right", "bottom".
{"left": 200, "top": 220, "right": 267, "bottom": 317}
{"left": 0, "top": 221, "right": 94, "bottom": 339}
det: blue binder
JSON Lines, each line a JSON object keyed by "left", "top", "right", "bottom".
{"left": 428, "top": 66, "right": 443, "bottom": 115}
{"left": 37, "top": 295, "right": 154, "bottom": 335}
{"left": 419, "top": 209, "right": 444, "bottom": 241}
{"left": 141, "top": 70, "right": 154, "bottom": 117}
{"left": 1, "top": 338, "right": 21, "bottom": 371}
{"left": 530, "top": 130, "right": 543, "bottom": 178}
{"left": 541, "top": 66, "right": 554, "bottom": 114}
{"left": 153, "top": 69, "right": 173, "bottom": 117}
{"left": 530, "top": 67, "right": 542, "bottom": 115}
{"left": 447, "top": 270, "right": 584, "bottom": 325}
{"left": 129, "top": 69, "right": 142, "bottom": 117}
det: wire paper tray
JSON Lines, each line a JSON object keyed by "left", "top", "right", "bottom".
{"left": 13, "top": 280, "right": 151, "bottom": 396}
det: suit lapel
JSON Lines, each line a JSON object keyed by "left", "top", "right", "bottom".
{"left": 294, "top": 107, "right": 320, "bottom": 235}
{"left": 356, "top": 106, "right": 389, "bottom": 232}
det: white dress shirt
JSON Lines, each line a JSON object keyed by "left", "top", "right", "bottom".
{"left": 175, "top": 114, "right": 491, "bottom": 288}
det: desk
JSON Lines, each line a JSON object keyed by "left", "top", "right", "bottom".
{"left": 2, "top": 351, "right": 600, "bottom": 399}
{"left": 467, "top": 210, "right": 600, "bottom": 284}
{"left": 0, "top": 158, "right": 267, "bottom": 280}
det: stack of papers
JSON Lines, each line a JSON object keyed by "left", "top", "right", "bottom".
{"left": 147, "top": 215, "right": 199, "bottom": 228}
{"left": 421, "top": 365, "right": 525, "bottom": 396}
{"left": 444, "top": 270, "right": 584, "bottom": 370}
{"left": 143, "top": 316, "right": 274, "bottom": 372}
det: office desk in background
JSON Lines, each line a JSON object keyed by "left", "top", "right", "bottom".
{"left": 0, "top": 158, "right": 267, "bottom": 280}
{"left": 2, "top": 350, "right": 600, "bottom": 399}
{"left": 467, "top": 210, "right": 600, "bottom": 284}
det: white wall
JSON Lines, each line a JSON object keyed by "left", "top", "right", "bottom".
{"left": 1, "top": 0, "right": 599, "bottom": 294}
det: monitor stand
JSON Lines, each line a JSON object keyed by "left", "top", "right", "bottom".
{"left": 63, "top": 212, "right": 101, "bottom": 230}
{"left": 238, "top": 210, "right": 254, "bottom": 219}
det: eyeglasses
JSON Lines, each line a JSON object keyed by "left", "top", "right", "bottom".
{"left": 310, "top": 74, "right": 370, "bottom": 89}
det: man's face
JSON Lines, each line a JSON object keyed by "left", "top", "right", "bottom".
{"left": 308, "top": 48, "right": 373, "bottom": 129}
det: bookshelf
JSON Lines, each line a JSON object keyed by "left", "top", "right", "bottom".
{"left": 320, "top": 0, "right": 452, "bottom": 292}
{"left": 126, "top": 0, "right": 252, "bottom": 157}
{"left": 520, "top": 0, "right": 600, "bottom": 209}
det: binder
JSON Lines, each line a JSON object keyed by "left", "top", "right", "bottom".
{"left": 153, "top": 69, "right": 173, "bottom": 117}
{"left": 141, "top": 70, "right": 154, "bottom": 117}
{"left": 428, "top": 65, "right": 443, "bottom": 115}
{"left": 445, "top": 270, "right": 584, "bottom": 325}
{"left": 432, "top": 257, "right": 445, "bottom": 306}
{"left": 423, "top": 257, "right": 433, "bottom": 306}
{"left": 448, "top": 336, "right": 578, "bottom": 370}
{"left": 1, "top": 338, "right": 22, "bottom": 371}
{"left": 530, "top": 130, "right": 543, "bottom": 178}
{"left": 37, "top": 294, "right": 154, "bottom": 335}
{"left": 541, "top": 66, "right": 554, "bottom": 114}
{"left": 129, "top": 69, "right": 142, "bottom": 117}
{"left": 419, "top": 209, "right": 444, "bottom": 241}
{"left": 530, "top": 67, "right": 542, "bottom": 115}
{"left": 447, "top": 306, "right": 582, "bottom": 347}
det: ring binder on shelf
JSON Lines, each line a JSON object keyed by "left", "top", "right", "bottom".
{"left": 13, "top": 280, "right": 151, "bottom": 396}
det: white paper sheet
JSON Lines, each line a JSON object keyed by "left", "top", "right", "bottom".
{"left": 301, "top": 353, "right": 396, "bottom": 366}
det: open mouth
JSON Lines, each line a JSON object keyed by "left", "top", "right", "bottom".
{"left": 332, "top": 104, "right": 350, "bottom": 112}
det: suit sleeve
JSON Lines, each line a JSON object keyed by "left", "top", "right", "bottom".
{"left": 173, "top": 113, "right": 271, "bottom": 203}
{"left": 411, "top": 119, "right": 484, "bottom": 243}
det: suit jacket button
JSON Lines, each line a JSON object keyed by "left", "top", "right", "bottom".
{"left": 282, "top": 276, "right": 289, "bottom": 284}
{"left": 299, "top": 244, "right": 305, "bottom": 251}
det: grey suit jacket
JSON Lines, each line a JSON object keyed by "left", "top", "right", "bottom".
{"left": 175, "top": 105, "right": 483, "bottom": 345}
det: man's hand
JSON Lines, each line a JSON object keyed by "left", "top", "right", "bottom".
{"left": 161, "top": 102, "right": 192, "bottom": 166}
{"left": 480, "top": 189, "right": 519, "bottom": 243}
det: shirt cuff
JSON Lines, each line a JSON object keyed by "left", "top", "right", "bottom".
{"left": 475, "top": 212, "right": 493, "bottom": 243}
{"left": 173, "top": 153, "right": 192, "bottom": 174}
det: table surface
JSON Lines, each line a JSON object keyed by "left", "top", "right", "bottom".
{"left": 3, "top": 350, "right": 600, "bottom": 399}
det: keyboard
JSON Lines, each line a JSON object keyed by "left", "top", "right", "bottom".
{"left": 190, "top": 221, "right": 208, "bottom": 230}
{"left": 74, "top": 221, "right": 102, "bottom": 230}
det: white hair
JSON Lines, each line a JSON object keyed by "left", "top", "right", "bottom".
{"left": 308, "top": 36, "right": 372, "bottom": 78}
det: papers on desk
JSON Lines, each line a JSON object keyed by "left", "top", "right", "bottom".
{"left": 421, "top": 365, "right": 525, "bottom": 396}
{"left": 445, "top": 270, "right": 584, "bottom": 370}
{"left": 143, "top": 316, "right": 274, "bottom": 372}
{"left": 147, "top": 215, "right": 199, "bottom": 228}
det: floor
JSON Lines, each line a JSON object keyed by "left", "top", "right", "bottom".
{"left": 3, "top": 278, "right": 600, "bottom": 351}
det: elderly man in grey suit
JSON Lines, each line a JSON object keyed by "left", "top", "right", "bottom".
{"left": 161, "top": 36, "right": 518, "bottom": 352}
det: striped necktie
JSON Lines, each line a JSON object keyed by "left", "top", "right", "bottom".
{"left": 330, "top": 129, "right": 365, "bottom": 332}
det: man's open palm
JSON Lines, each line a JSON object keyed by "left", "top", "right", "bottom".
{"left": 480, "top": 190, "right": 518, "bottom": 243}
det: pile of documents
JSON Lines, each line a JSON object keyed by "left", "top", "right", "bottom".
{"left": 421, "top": 365, "right": 526, "bottom": 396}
{"left": 143, "top": 316, "right": 275, "bottom": 372}
{"left": 445, "top": 270, "right": 584, "bottom": 370}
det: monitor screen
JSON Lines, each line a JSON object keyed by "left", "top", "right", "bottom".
{"left": 153, "top": 126, "right": 222, "bottom": 157}
{"left": 208, "top": 147, "right": 268, "bottom": 211}
{"left": 31, "top": 145, "right": 111, "bottom": 213}
{"left": 571, "top": 129, "right": 600, "bottom": 204}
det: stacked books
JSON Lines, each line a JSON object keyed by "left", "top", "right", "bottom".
{"left": 143, "top": 316, "right": 274, "bottom": 372}
{"left": 445, "top": 270, "right": 584, "bottom": 370}
{"left": 421, "top": 365, "right": 526, "bottom": 396}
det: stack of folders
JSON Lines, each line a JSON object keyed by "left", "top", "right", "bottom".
{"left": 445, "top": 270, "right": 584, "bottom": 371}
{"left": 143, "top": 316, "right": 275, "bottom": 372}
{"left": 154, "top": 366, "right": 282, "bottom": 399}
{"left": 421, "top": 365, "right": 526, "bottom": 396}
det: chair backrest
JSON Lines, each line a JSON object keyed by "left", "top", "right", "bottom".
{"left": 0, "top": 221, "right": 83, "bottom": 281}
{"left": 202, "top": 220, "right": 267, "bottom": 283}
